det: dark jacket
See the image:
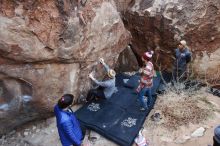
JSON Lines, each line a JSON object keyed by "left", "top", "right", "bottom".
{"left": 215, "top": 125, "right": 220, "bottom": 144}
{"left": 54, "top": 105, "right": 83, "bottom": 146}
{"left": 175, "top": 48, "right": 191, "bottom": 71}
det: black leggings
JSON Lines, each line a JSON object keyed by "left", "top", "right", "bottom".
{"left": 214, "top": 136, "right": 220, "bottom": 146}
{"left": 173, "top": 69, "right": 186, "bottom": 82}
{"left": 86, "top": 87, "right": 105, "bottom": 102}
{"left": 80, "top": 124, "right": 86, "bottom": 140}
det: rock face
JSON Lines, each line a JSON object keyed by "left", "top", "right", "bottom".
{"left": 115, "top": 45, "right": 139, "bottom": 72}
{"left": 1, "top": 0, "right": 220, "bottom": 136}
{"left": 113, "top": 0, "right": 134, "bottom": 12}
{"left": 123, "top": 10, "right": 176, "bottom": 71}
{"left": 122, "top": 0, "right": 220, "bottom": 81}
{"left": 0, "top": 0, "right": 130, "bottom": 135}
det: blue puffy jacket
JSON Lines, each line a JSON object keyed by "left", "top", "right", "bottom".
{"left": 54, "top": 105, "right": 83, "bottom": 146}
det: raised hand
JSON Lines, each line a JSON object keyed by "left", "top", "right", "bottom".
{"left": 99, "top": 58, "right": 105, "bottom": 64}
{"left": 139, "top": 68, "right": 143, "bottom": 73}
{"left": 89, "top": 73, "right": 94, "bottom": 80}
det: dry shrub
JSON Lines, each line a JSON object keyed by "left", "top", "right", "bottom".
{"left": 155, "top": 88, "right": 213, "bottom": 130}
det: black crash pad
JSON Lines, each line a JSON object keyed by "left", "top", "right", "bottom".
{"left": 75, "top": 74, "right": 161, "bottom": 146}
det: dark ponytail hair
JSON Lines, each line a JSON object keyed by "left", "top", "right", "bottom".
{"left": 58, "top": 94, "right": 74, "bottom": 109}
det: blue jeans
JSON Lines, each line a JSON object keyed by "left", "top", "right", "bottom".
{"left": 138, "top": 87, "right": 152, "bottom": 109}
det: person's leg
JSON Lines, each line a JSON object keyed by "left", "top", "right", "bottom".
{"left": 213, "top": 136, "right": 216, "bottom": 146}
{"left": 86, "top": 87, "right": 105, "bottom": 101}
{"left": 80, "top": 124, "right": 87, "bottom": 140}
{"left": 146, "top": 88, "right": 153, "bottom": 107}
{"left": 97, "top": 86, "right": 104, "bottom": 91}
{"left": 172, "top": 68, "right": 177, "bottom": 81}
{"left": 95, "top": 88, "right": 105, "bottom": 99}
{"left": 86, "top": 89, "right": 96, "bottom": 102}
{"left": 213, "top": 136, "right": 220, "bottom": 146}
{"left": 178, "top": 69, "right": 186, "bottom": 82}
{"left": 172, "top": 68, "right": 177, "bottom": 85}
{"left": 214, "top": 126, "right": 220, "bottom": 146}
{"left": 138, "top": 87, "right": 148, "bottom": 109}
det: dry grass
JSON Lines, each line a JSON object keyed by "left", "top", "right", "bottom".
{"left": 154, "top": 87, "right": 213, "bottom": 130}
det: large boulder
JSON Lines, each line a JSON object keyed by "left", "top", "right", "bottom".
{"left": 121, "top": 0, "right": 220, "bottom": 82}
{"left": 115, "top": 45, "right": 139, "bottom": 72}
{"left": 123, "top": 10, "right": 176, "bottom": 71}
{"left": 113, "top": 0, "right": 134, "bottom": 12}
{"left": 0, "top": 0, "right": 130, "bottom": 135}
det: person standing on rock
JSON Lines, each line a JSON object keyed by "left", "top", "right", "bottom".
{"left": 86, "top": 58, "right": 116, "bottom": 102}
{"left": 54, "top": 94, "right": 88, "bottom": 146}
{"left": 136, "top": 51, "right": 154, "bottom": 111}
{"left": 173, "top": 40, "right": 192, "bottom": 82}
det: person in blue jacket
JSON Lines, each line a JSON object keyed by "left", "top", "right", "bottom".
{"left": 54, "top": 94, "right": 86, "bottom": 146}
{"left": 173, "top": 40, "right": 192, "bottom": 81}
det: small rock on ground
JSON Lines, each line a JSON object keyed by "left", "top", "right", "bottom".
{"left": 191, "top": 127, "right": 206, "bottom": 137}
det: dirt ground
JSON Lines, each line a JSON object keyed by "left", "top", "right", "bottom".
{"left": 143, "top": 89, "right": 220, "bottom": 146}
{"left": 0, "top": 89, "right": 219, "bottom": 146}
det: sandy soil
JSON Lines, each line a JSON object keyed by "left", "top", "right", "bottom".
{"left": 143, "top": 90, "right": 220, "bottom": 146}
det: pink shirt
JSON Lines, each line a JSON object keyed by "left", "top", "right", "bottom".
{"left": 140, "top": 61, "right": 154, "bottom": 87}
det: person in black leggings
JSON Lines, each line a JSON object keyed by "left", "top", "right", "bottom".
{"left": 214, "top": 125, "right": 220, "bottom": 146}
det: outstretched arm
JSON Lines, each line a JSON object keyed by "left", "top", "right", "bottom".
{"left": 102, "top": 62, "right": 110, "bottom": 72}
{"left": 89, "top": 73, "right": 112, "bottom": 87}
{"left": 99, "top": 58, "right": 110, "bottom": 72}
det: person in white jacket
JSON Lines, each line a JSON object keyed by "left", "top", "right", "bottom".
{"left": 86, "top": 58, "right": 116, "bottom": 102}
